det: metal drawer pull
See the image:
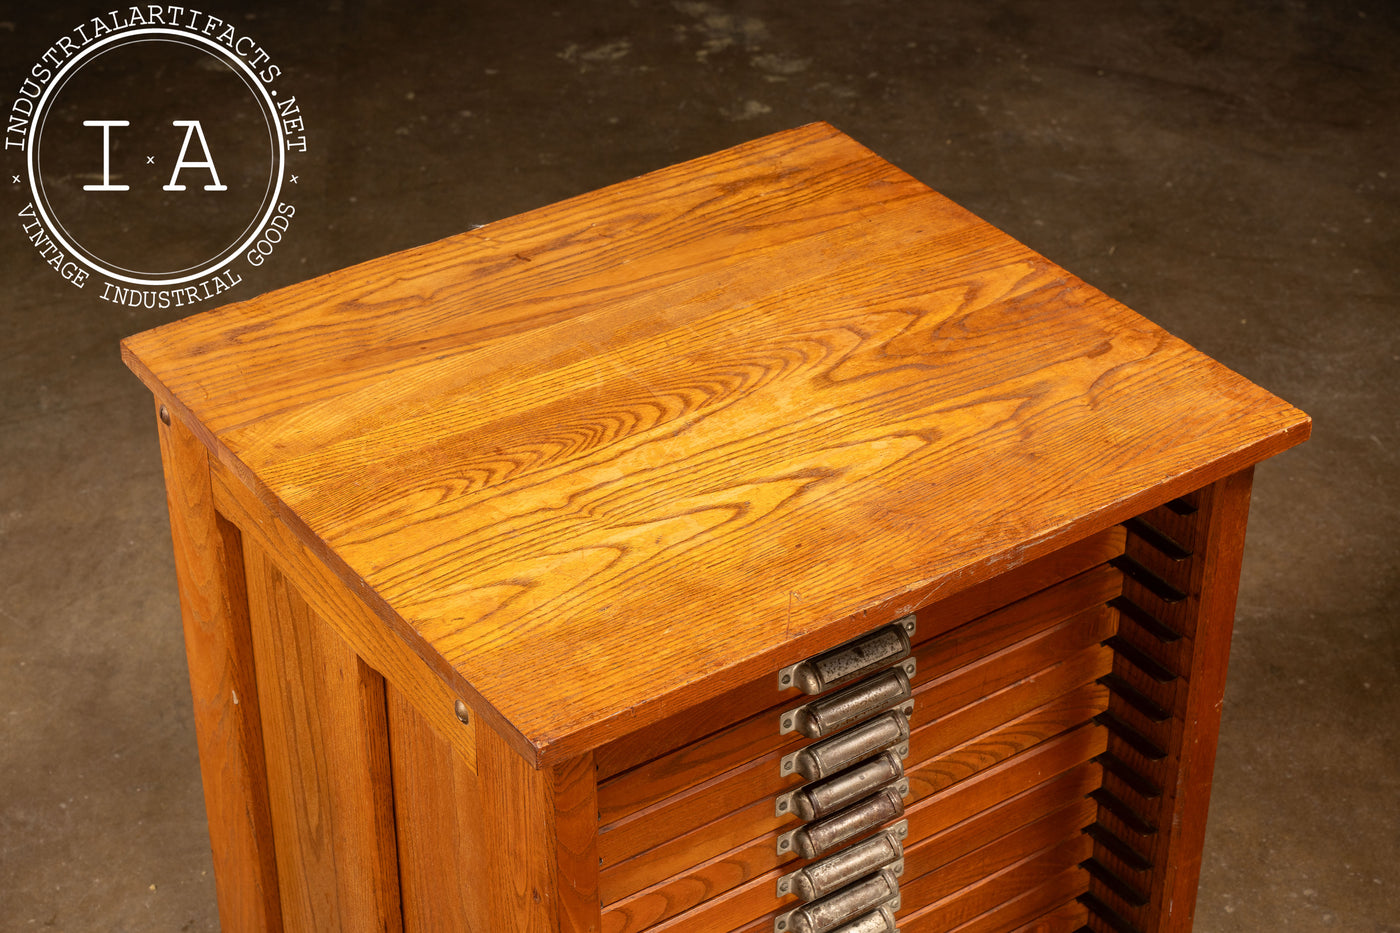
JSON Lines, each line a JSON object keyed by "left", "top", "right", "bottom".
{"left": 777, "top": 788, "right": 906, "bottom": 860}
{"left": 825, "top": 907, "right": 898, "bottom": 933}
{"left": 774, "top": 868, "right": 901, "bottom": 933}
{"left": 781, "top": 667, "right": 915, "bottom": 737}
{"left": 782, "top": 710, "right": 910, "bottom": 781}
{"left": 779, "top": 616, "right": 915, "bottom": 694}
{"left": 777, "top": 828, "right": 904, "bottom": 900}
{"left": 777, "top": 750, "right": 906, "bottom": 820}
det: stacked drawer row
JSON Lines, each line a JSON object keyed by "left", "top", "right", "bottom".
{"left": 595, "top": 522, "right": 1134, "bottom": 933}
{"left": 767, "top": 615, "right": 919, "bottom": 933}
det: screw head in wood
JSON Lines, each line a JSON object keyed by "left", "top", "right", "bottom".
{"left": 454, "top": 699, "right": 471, "bottom": 724}
{"left": 159, "top": 404, "right": 171, "bottom": 425}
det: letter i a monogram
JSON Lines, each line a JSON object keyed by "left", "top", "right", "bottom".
{"left": 21, "top": 18, "right": 302, "bottom": 299}
{"left": 165, "top": 120, "right": 227, "bottom": 191}
{"left": 82, "top": 120, "right": 130, "bottom": 191}
{"left": 80, "top": 119, "right": 228, "bottom": 192}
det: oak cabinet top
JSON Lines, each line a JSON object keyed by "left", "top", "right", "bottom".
{"left": 123, "top": 123, "right": 1309, "bottom": 765}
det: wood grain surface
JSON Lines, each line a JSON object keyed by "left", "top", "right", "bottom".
{"left": 154, "top": 406, "right": 282, "bottom": 932}
{"left": 1135, "top": 470, "right": 1255, "bottom": 932}
{"left": 123, "top": 122, "right": 1310, "bottom": 766}
{"left": 601, "top": 760, "right": 1102, "bottom": 933}
{"left": 597, "top": 565, "right": 1119, "bottom": 833}
{"left": 388, "top": 685, "right": 489, "bottom": 932}
{"left": 601, "top": 659, "right": 1109, "bottom": 906}
{"left": 898, "top": 834, "right": 1091, "bottom": 933}
{"left": 897, "top": 800, "right": 1094, "bottom": 920}
{"left": 593, "top": 527, "right": 1123, "bottom": 782}
{"left": 243, "top": 539, "right": 403, "bottom": 933}
{"left": 212, "top": 450, "right": 481, "bottom": 771}
{"left": 1007, "top": 899, "right": 1090, "bottom": 933}
{"left": 717, "top": 836, "right": 1091, "bottom": 933}
{"left": 388, "top": 683, "right": 601, "bottom": 933}
{"left": 596, "top": 589, "right": 1116, "bottom": 898}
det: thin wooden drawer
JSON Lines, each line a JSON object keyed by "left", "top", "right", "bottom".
{"left": 598, "top": 527, "right": 1127, "bottom": 932}
{"left": 598, "top": 569, "right": 1118, "bottom": 872}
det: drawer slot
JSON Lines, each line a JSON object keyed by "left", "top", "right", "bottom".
{"left": 593, "top": 526, "right": 1125, "bottom": 782}
{"left": 601, "top": 742, "right": 1106, "bottom": 933}
{"left": 598, "top": 564, "right": 1122, "bottom": 832}
{"left": 895, "top": 832, "right": 1091, "bottom": 932}
{"left": 597, "top": 605, "right": 1115, "bottom": 905}
{"left": 597, "top": 534, "right": 1130, "bottom": 932}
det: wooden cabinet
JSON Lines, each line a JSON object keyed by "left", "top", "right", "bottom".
{"left": 123, "top": 124, "right": 1309, "bottom": 933}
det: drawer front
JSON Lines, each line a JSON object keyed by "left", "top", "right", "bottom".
{"left": 596, "top": 526, "right": 1127, "bottom": 933}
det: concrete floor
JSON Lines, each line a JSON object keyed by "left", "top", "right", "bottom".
{"left": 1, "top": 1, "right": 1396, "bottom": 930}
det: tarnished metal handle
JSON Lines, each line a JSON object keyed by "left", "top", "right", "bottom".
{"left": 774, "top": 868, "right": 901, "bottom": 933}
{"left": 781, "top": 667, "right": 915, "bottom": 738}
{"left": 780, "top": 616, "right": 915, "bottom": 694}
{"left": 777, "top": 828, "right": 904, "bottom": 901}
{"left": 778, "top": 787, "right": 906, "bottom": 860}
{"left": 782, "top": 710, "right": 910, "bottom": 781}
{"left": 825, "top": 906, "right": 898, "bottom": 933}
{"left": 777, "top": 750, "right": 905, "bottom": 821}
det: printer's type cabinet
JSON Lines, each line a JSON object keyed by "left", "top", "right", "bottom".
{"left": 125, "top": 125, "right": 1309, "bottom": 933}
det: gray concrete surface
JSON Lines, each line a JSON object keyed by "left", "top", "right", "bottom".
{"left": 1, "top": 2, "right": 1395, "bottom": 930}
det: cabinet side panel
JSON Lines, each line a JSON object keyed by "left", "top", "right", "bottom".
{"left": 554, "top": 753, "right": 603, "bottom": 933}
{"left": 387, "top": 685, "right": 489, "bottom": 932}
{"left": 388, "top": 686, "right": 602, "bottom": 933}
{"left": 155, "top": 404, "right": 283, "bottom": 933}
{"left": 243, "top": 540, "right": 404, "bottom": 933}
{"left": 1084, "top": 469, "right": 1256, "bottom": 933}
{"left": 475, "top": 722, "right": 567, "bottom": 932}
{"left": 211, "top": 464, "right": 483, "bottom": 770}
{"left": 1151, "top": 468, "right": 1254, "bottom": 931}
